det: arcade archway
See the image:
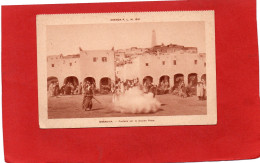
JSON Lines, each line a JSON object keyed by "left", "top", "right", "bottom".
{"left": 84, "top": 77, "right": 96, "bottom": 84}
{"left": 158, "top": 75, "right": 170, "bottom": 94}
{"left": 159, "top": 75, "right": 170, "bottom": 84}
{"left": 188, "top": 73, "right": 198, "bottom": 87}
{"left": 64, "top": 76, "right": 79, "bottom": 86}
{"left": 63, "top": 76, "right": 79, "bottom": 95}
{"left": 47, "top": 76, "right": 58, "bottom": 90}
{"left": 100, "top": 77, "right": 112, "bottom": 94}
{"left": 174, "top": 74, "right": 184, "bottom": 87}
{"left": 188, "top": 73, "right": 198, "bottom": 95}
{"left": 143, "top": 76, "right": 153, "bottom": 84}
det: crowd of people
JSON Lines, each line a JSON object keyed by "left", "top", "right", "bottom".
{"left": 171, "top": 79, "right": 207, "bottom": 100}
{"left": 48, "top": 81, "right": 98, "bottom": 97}
{"left": 172, "top": 81, "right": 189, "bottom": 98}
{"left": 48, "top": 78, "right": 206, "bottom": 100}
{"left": 48, "top": 77, "right": 207, "bottom": 111}
{"left": 48, "top": 82, "right": 60, "bottom": 97}
{"left": 111, "top": 78, "right": 156, "bottom": 103}
{"left": 81, "top": 78, "right": 156, "bottom": 111}
{"left": 157, "top": 79, "right": 170, "bottom": 94}
{"left": 48, "top": 82, "right": 82, "bottom": 96}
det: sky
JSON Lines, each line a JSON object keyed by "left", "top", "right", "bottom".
{"left": 46, "top": 21, "right": 205, "bottom": 56}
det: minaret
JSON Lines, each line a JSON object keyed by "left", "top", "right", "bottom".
{"left": 151, "top": 30, "right": 157, "bottom": 47}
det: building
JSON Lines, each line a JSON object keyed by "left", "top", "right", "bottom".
{"left": 47, "top": 45, "right": 206, "bottom": 90}
{"left": 47, "top": 48, "right": 115, "bottom": 90}
{"left": 79, "top": 49, "right": 115, "bottom": 89}
{"left": 115, "top": 46, "right": 206, "bottom": 88}
{"left": 47, "top": 30, "right": 206, "bottom": 91}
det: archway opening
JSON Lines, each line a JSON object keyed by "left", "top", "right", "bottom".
{"left": 100, "top": 77, "right": 112, "bottom": 94}
{"left": 47, "top": 76, "right": 59, "bottom": 96}
{"left": 188, "top": 73, "right": 198, "bottom": 87}
{"left": 47, "top": 76, "right": 58, "bottom": 90}
{"left": 158, "top": 75, "right": 170, "bottom": 94}
{"left": 64, "top": 76, "right": 79, "bottom": 86}
{"left": 188, "top": 73, "right": 198, "bottom": 95}
{"left": 63, "top": 76, "right": 79, "bottom": 95}
{"left": 173, "top": 74, "right": 184, "bottom": 88}
{"left": 159, "top": 75, "right": 170, "bottom": 84}
{"left": 84, "top": 77, "right": 96, "bottom": 86}
{"left": 143, "top": 76, "right": 153, "bottom": 85}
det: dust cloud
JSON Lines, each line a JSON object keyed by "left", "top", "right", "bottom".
{"left": 113, "top": 87, "right": 161, "bottom": 114}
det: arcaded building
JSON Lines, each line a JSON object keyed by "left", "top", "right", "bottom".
{"left": 47, "top": 48, "right": 115, "bottom": 89}
{"left": 47, "top": 44, "right": 206, "bottom": 90}
{"left": 115, "top": 44, "right": 206, "bottom": 88}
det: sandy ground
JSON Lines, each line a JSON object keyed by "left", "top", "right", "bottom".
{"left": 48, "top": 94, "right": 207, "bottom": 119}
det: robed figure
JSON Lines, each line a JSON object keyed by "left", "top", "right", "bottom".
{"left": 82, "top": 82, "right": 94, "bottom": 111}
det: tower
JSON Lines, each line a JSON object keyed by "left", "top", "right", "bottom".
{"left": 151, "top": 30, "right": 157, "bottom": 47}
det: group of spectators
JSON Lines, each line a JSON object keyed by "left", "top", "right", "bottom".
{"left": 48, "top": 78, "right": 207, "bottom": 100}
{"left": 48, "top": 80, "right": 99, "bottom": 97}
{"left": 111, "top": 78, "right": 156, "bottom": 102}
{"left": 112, "top": 78, "right": 141, "bottom": 93}
{"left": 112, "top": 77, "right": 170, "bottom": 97}
{"left": 171, "top": 81, "right": 192, "bottom": 98}
{"left": 48, "top": 82, "right": 83, "bottom": 96}
{"left": 48, "top": 82, "right": 60, "bottom": 97}
{"left": 157, "top": 79, "right": 170, "bottom": 94}
{"left": 171, "top": 79, "right": 207, "bottom": 100}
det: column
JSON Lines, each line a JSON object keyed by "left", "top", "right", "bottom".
{"left": 184, "top": 74, "right": 188, "bottom": 86}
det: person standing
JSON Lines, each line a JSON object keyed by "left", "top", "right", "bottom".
{"left": 48, "top": 83, "right": 54, "bottom": 97}
{"left": 82, "top": 82, "right": 86, "bottom": 95}
{"left": 54, "top": 82, "right": 59, "bottom": 96}
{"left": 111, "top": 81, "right": 116, "bottom": 103}
{"left": 120, "top": 81, "right": 125, "bottom": 93}
{"left": 82, "top": 81, "right": 94, "bottom": 111}
{"left": 78, "top": 82, "right": 82, "bottom": 94}
{"left": 70, "top": 83, "right": 75, "bottom": 95}
{"left": 149, "top": 83, "right": 157, "bottom": 98}
{"left": 202, "top": 79, "right": 207, "bottom": 100}
{"left": 143, "top": 81, "right": 148, "bottom": 93}
{"left": 112, "top": 85, "right": 120, "bottom": 103}
{"left": 197, "top": 82, "right": 203, "bottom": 100}
{"left": 61, "top": 84, "right": 66, "bottom": 95}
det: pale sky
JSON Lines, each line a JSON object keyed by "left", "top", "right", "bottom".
{"left": 46, "top": 21, "right": 205, "bottom": 56}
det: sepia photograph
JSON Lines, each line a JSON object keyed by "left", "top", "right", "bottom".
{"left": 37, "top": 11, "right": 217, "bottom": 128}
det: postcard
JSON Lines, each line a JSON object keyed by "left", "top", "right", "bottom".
{"left": 37, "top": 11, "right": 216, "bottom": 128}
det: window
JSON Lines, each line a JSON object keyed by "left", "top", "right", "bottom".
{"left": 93, "top": 57, "right": 97, "bottom": 62}
{"left": 194, "top": 60, "right": 197, "bottom": 64}
{"left": 145, "top": 63, "right": 149, "bottom": 66}
{"left": 162, "top": 61, "right": 165, "bottom": 65}
{"left": 173, "top": 60, "right": 176, "bottom": 65}
{"left": 204, "top": 62, "right": 206, "bottom": 67}
{"left": 51, "top": 64, "right": 54, "bottom": 67}
{"left": 70, "top": 63, "right": 72, "bottom": 66}
{"left": 102, "top": 57, "right": 107, "bottom": 62}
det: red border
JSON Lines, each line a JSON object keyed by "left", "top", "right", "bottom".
{"left": 2, "top": 0, "right": 260, "bottom": 162}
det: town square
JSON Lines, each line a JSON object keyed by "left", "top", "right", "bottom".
{"left": 48, "top": 93, "right": 207, "bottom": 119}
